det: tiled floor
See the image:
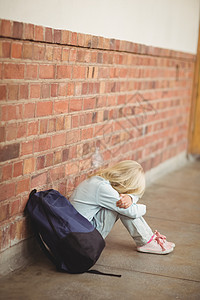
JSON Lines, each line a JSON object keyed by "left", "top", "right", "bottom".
{"left": 0, "top": 162, "right": 200, "bottom": 299}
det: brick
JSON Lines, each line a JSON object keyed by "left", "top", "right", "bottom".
{"left": 67, "top": 82, "right": 74, "bottom": 96}
{"left": 41, "top": 84, "right": 50, "bottom": 99}
{"left": 56, "top": 116, "right": 65, "bottom": 131}
{"left": 83, "top": 97, "right": 96, "bottom": 110}
{"left": 61, "top": 30, "right": 71, "bottom": 44}
{"left": 35, "top": 25, "right": 44, "bottom": 41}
{"left": 39, "top": 64, "right": 55, "bottom": 79}
{"left": 77, "top": 33, "right": 85, "bottom": 47}
{"left": 80, "top": 112, "right": 95, "bottom": 126}
{"left": 82, "top": 83, "right": 88, "bottom": 95}
{"left": 98, "top": 36, "right": 104, "bottom": 49}
{"left": 62, "top": 148, "right": 69, "bottom": 161}
{"left": 0, "top": 182, "right": 15, "bottom": 201}
{"left": 64, "top": 116, "right": 71, "bottom": 130}
{"left": 51, "top": 83, "right": 58, "bottom": 97}
{"left": 11, "top": 42, "right": 22, "bottom": 58}
{"left": 19, "top": 84, "right": 29, "bottom": 99}
{"left": 33, "top": 44, "right": 45, "bottom": 60}
{"left": 13, "top": 161, "right": 23, "bottom": 177}
{"left": 16, "top": 178, "right": 30, "bottom": 195}
{"left": 36, "top": 155, "right": 45, "bottom": 170}
{"left": 48, "top": 118, "right": 56, "bottom": 132}
{"left": 75, "top": 82, "right": 82, "bottom": 96}
{"left": 81, "top": 128, "right": 93, "bottom": 140}
{"left": 0, "top": 143, "right": 20, "bottom": 162}
{"left": 72, "top": 66, "right": 86, "bottom": 79}
{"left": 71, "top": 32, "right": 77, "bottom": 45}
{"left": 17, "top": 122, "right": 27, "bottom": 138}
{"left": 0, "top": 127, "right": 5, "bottom": 142}
{"left": 72, "top": 115, "right": 79, "bottom": 128}
{"left": 23, "top": 43, "right": 33, "bottom": 59}
{"left": 52, "top": 133, "right": 66, "bottom": 148}
{"left": 82, "top": 143, "right": 89, "bottom": 155}
{"left": 36, "top": 101, "right": 53, "bottom": 116}
{"left": 49, "top": 165, "right": 65, "bottom": 182}
{"left": 24, "top": 103, "right": 35, "bottom": 118}
{"left": 24, "top": 23, "right": 34, "bottom": 40}
{"left": 31, "top": 172, "right": 47, "bottom": 188}
{"left": 39, "top": 119, "right": 48, "bottom": 134}
{"left": 13, "top": 21, "right": 23, "bottom": 39}
{"left": 24, "top": 157, "right": 35, "bottom": 174}
{"left": 91, "top": 36, "right": 98, "bottom": 48}
{"left": 54, "top": 150, "right": 62, "bottom": 164}
{"left": 57, "top": 65, "right": 72, "bottom": 79}
{"left": 66, "top": 130, "right": 80, "bottom": 144}
{"left": 26, "top": 64, "right": 38, "bottom": 79}
{"left": 53, "top": 47, "right": 62, "bottom": 61}
{"left": 69, "top": 145, "right": 78, "bottom": 160}
{"left": 2, "top": 164, "right": 12, "bottom": 181}
{"left": 76, "top": 49, "right": 86, "bottom": 62}
{"left": 62, "top": 48, "right": 69, "bottom": 61}
{"left": 4, "top": 63, "right": 24, "bottom": 79}
{"left": 34, "top": 137, "right": 51, "bottom": 152}
{"left": 0, "top": 41, "right": 11, "bottom": 58}
{"left": 21, "top": 140, "right": 34, "bottom": 156}
{"left": 10, "top": 199, "right": 20, "bottom": 217}
{"left": 6, "top": 122, "right": 18, "bottom": 141}
{"left": 58, "top": 83, "right": 67, "bottom": 96}
{"left": 45, "top": 27, "right": 53, "bottom": 43}
{"left": 0, "top": 85, "right": 6, "bottom": 100}
{"left": 27, "top": 121, "right": 38, "bottom": 136}
{"left": 0, "top": 203, "right": 9, "bottom": 222}
{"left": 30, "top": 84, "right": 40, "bottom": 98}
{"left": 54, "top": 29, "right": 61, "bottom": 43}
{"left": 0, "top": 224, "right": 10, "bottom": 250}
{"left": 45, "top": 45, "right": 53, "bottom": 60}
{"left": 0, "top": 20, "right": 12, "bottom": 37}
{"left": 10, "top": 221, "right": 19, "bottom": 244}
{"left": 69, "top": 48, "right": 77, "bottom": 62}
{"left": 54, "top": 100, "right": 68, "bottom": 114}
{"left": 45, "top": 153, "right": 53, "bottom": 167}
{"left": 0, "top": 63, "right": 3, "bottom": 77}
{"left": 8, "top": 84, "right": 19, "bottom": 100}
{"left": 69, "top": 99, "right": 82, "bottom": 112}
{"left": 65, "top": 162, "right": 79, "bottom": 175}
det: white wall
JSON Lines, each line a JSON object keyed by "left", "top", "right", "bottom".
{"left": 0, "top": 0, "right": 199, "bottom": 54}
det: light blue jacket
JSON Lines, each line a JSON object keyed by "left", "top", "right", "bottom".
{"left": 70, "top": 176, "right": 146, "bottom": 222}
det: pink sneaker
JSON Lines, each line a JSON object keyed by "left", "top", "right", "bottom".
{"left": 137, "top": 230, "right": 174, "bottom": 255}
{"left": 154, "top": 230, "right": 175, "bottom": 248}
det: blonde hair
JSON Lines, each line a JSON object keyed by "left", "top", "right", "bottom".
{"left": 93, "top": 160, "right": 145, "bottom": 196}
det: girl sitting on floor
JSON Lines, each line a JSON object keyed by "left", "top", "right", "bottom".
{"left": 70, "top": 160, "right": 175, "bottom": 254}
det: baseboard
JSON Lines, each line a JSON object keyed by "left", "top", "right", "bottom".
{"left": 145, "top": 151, "right": 188, "bottom": 186}
{"left": 0, "top": 237, "right": 40, "bottom": 277}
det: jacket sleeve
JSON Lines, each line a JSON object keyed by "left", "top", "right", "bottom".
{"left": 97, "top": 183, "right": 146, "bottom": 219}
{"left": 127, "top": 194, "right": 139, "bottom": 203}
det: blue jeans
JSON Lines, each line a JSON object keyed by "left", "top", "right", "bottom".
{"left": 91, "top": 208, "right": 153, "bottom": 246}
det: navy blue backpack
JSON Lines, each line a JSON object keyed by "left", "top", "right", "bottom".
{"left": 26, "top": 189, "right": 106, "bottom": 274}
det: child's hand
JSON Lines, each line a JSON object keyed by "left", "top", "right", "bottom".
{"left": 116, "top": 194, "right": 133, "bottom": 209}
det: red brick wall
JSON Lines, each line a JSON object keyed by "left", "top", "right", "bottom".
{"left": 0, "top": 19, "right": 195, "bottom": 254}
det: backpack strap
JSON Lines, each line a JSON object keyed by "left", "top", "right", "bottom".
{"left": 34, "top": 230, "right": 60, "bottom": 268}
{"left": 87, "top": 269, "right": 121, "bottom": 277}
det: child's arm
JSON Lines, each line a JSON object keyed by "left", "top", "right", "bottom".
{"left": 116, "top": 194, "right": 139, "bottom": 209}
{"left": 98, "top": 183, "right": 146, "bottom": 218}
